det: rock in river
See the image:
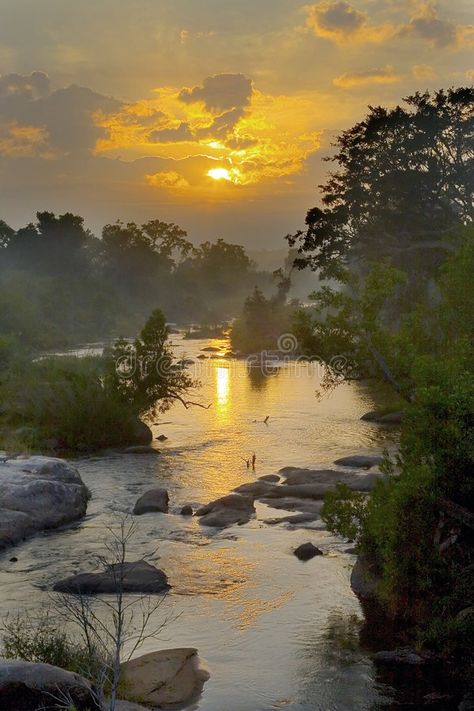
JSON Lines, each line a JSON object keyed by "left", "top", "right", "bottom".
{"left": 294, "top": 542, "right": 323, "bottom": 561}
{"left": 180, "top": 505, "right": 193, "bottom": 516}
{"left": 0, "top": 456, "right": 89, "bottom": 552}
{"left": 123, "top": 446, "right": 161, "bottom": 455}
{"left": 350, "top": 554, "right": 380, "bottom": 599}
{"left": 53, "top": 560, "right": 170, "bottom": 595}
{"left": 259, "top": 474, "right": 280, "bottom": 483}
{"left": 0, "top": 660, "right": 101, "bottom": 711}
{"left": 133, "top": 488, "right": 169, "bottom": 515}
{"left": 129, "top": 418, "right": 153, "bottom": 445}
{"left": 196, "top": 493, "right": 255, "bottom": 528}
{"left": 333, "top": 454, "right": 384, "bottom": 469}
{"left": 120, "top": 648, "right": 209, "bottom": 709}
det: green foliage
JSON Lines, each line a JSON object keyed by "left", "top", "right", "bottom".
{"left": 321, "top": 484, "right": 367, "bottom": 542}
{"left": 308, "top": 229, "right": 474, "bottom": 675}
{"left": 1, "top": 609, "right": 105, "bottom": 682}
{"left": 107, "top": 309, "right": 198, "bottom": 417}
{"left": 1, "top": 355, "right": 134, "bottom": 451}
{"left": 231, "top": 285, "right": 299, "bottom": 353}
{"left": 0, "top": 309, "right": 198, "bottom": 450}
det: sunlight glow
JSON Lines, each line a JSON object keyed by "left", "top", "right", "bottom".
{"left": 215, "top": 365, "right": 230, "bottom": 420}
{"left": 208, "top": 167, "right": 232, "bottom": 181}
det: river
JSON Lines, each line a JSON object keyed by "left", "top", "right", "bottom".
{"left": 0, "top": 335, "right": 400, "bottom": 710}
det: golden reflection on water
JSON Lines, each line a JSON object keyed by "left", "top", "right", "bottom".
{"left": 169, "top": 540, "right": 296, "bottom": 631}
{"left": 215, "top": 364, "right": 231, "bottom": 420}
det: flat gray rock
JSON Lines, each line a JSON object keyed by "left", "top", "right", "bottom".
{"left": 53, "top": 560, "right": 169, "bottom": 595}
{"left": 196, "top": 494, "right": 255, "bottom": 528}
{"left": 262, "top": 472, "right": 382, "bottom": 500}
{"left": 259, "top": 474, "right": 280, "bottom": 483}
{"left": 264, "top": 512, "right": 321, "bottom": 526}
{"left": 333, "top": 454, "right": 384, "bottom": 469}
{"left": 280, "top": 468, "right": 346, "bottom": 486}
{"left": 233, "top": 480, "right": 276, "bottom": 497}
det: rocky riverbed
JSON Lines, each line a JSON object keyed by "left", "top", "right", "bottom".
{"left": 0, "top": 336, "right": 407, "bottom": 710}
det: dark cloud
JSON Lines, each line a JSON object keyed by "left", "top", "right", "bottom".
{"left": 203, "top": 107, "right": 246, "bottom": 138}
{"left": 404, "top": 3, "right": 457, "bottom": 47}
{"left": 149, "top": 121, "right": 193, "bottom": 142}
{"left": 178, "top": 73, "right": 252, "bottom": 112}
{"left": 0, "top": 76, "right": 122, "bottom": 154}
{"left": 0, "top": 71, "right": 51, "bottom": 100}
{"left": 309, "top": 1, "right": 366, "bottom": 36}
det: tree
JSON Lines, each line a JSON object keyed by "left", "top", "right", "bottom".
{"left": 5, "top": 211, "right": 93, "bottom": 274}
{"left": 289, "top": 88, "right": 474, "bottom": 278}
{"left": 108, "top": 309, "right": 201, "bottom": 414}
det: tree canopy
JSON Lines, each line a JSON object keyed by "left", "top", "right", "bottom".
{"left": 289, "top": 88, "right": 474, "bottom": 278}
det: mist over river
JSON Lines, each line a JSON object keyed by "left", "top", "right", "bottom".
{"left": 0, "top": 335, "right": 399, "bottom": 711}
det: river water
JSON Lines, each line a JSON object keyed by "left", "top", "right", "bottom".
{"left": 0, "top": 335, "right": 400, "bottom": 710}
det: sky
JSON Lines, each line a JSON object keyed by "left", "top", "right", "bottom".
{"left": 0, "top": 0, "right": 473, "bottom": 248}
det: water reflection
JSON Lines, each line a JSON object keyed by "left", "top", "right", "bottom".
{"left": 246, "top": 362, "right": 280, "bottom": 390}
{"left": 215, "top": 365, "right": 230, "bottom": 420}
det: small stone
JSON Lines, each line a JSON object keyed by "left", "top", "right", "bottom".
{"left": 9, "top": 557, "right": 18, "bottom": 563}
{"left": 180, "top": 505, "right": 193, "bottom": 516}
{"left": 133, "top": 489, "right": 169, "bottom": 515}
{"left": 156, "top": 435, "right": 168, "bottom": 441}
{"left": 293, "top": 542, "right": 323, "bottom": 561}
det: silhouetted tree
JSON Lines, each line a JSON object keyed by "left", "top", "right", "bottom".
{"left": 289, "top": 88, "right": 474, "bottom": 278}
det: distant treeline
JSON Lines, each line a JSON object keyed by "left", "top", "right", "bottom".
{"left": 0, "top": 213, "right": 274, "bottom": 349}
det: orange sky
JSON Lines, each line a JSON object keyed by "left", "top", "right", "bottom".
{"left": 0, "top": 0, "right": 472, "bottom": 247}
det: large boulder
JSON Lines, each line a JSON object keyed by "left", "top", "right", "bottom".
{"left": 133, "top": 489, "right": 169, "bottom": 515}
{"left": 53, "top": 560, "right": 169, "bottom": 595}
{"left": 350, "top": 554, "right": 380, "bottom": 599}
{"left": 333, "top": 454, "right": 384, "bottom": 469}
{"left": 0, "top": 457, "right": 89, "bottom": 552}
{"left": 129, "top": 419, "right": 153, "bottom": 445}
{"left": 377, "top": 411, "right": 403, "bottom": 424}
{"left": 196, "top": 494, "right": 255, "bottom": 528}
{"left": 0, "top": 660, "right": 101, "bottom": 711}
{"left": 119, "top": 648, "right": 209, "bottom": 709}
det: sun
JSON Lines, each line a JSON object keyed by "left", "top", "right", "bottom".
{"left": 208, "top": 167, "right": 232, "bottom": 181}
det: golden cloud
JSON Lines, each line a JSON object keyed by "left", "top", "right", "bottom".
{"left": 145, "top": 170, "right": 190, "bottom": 190}
{"left": 93, "top": 78, "right": 322, "bottom": 192}
{"left": 412, "top": 64, "right": 437, "bottom": 81}
{"left": 0, "top": 121, "right": 49, "bottom": 157}
{"left": 333, "top": 66, "right": 400, "bottom": 88}
{"left": 305, "top": 1, "right": 397, "bottom": 45}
